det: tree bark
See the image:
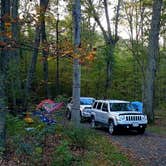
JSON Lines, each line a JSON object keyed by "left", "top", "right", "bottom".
{"left": 56, "top": 0, "right": 60, "bottom": 95}
{"left": 11, "top": 0, "right": 21, "bottom": 109}
{"left": 41, "top": 0, "right": 49, "bottom": 98}
{"left": 144, "top": 0, "right": 163, "bottom": 122}
{"left": 71, "top": 0, "right": 81, "bottom": 126}
{"left": 0, "top": 0, "right": 10, "bottom": 156}
{"left": 24, "top": 26, "right": 40, "bottom": 108}
{"left": 25, "top": 0, "right": 44, "bottom": 108}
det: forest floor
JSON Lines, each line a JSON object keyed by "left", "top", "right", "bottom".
{"left": 1, "top": 109, "right": 166, "bottom": 166}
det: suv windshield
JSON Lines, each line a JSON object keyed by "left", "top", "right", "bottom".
{"left": 80, "top": 98, "right": 95, "bottom": 105}
{"left": 110, "top": 103, "right": 134, "bottom": 111}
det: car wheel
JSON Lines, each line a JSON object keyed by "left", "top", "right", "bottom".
{"left": 66, "top": 110, "right": 71, "bottom": 120}
{"left": 108, "top": 121, "right": 115, "bottom": 135}
{"left": 137, "top": 128, "right": 145, "bottom": 134}
{"left": 91, "top": 116, "right": 96, "bottom": 128}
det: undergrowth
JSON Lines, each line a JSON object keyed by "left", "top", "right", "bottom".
{"left": 6, "top": 113, "right": 134, "bottom": 166}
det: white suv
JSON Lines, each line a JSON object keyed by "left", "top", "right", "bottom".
{"left": 90, "top": 100, "right": 148, "bottom": 134}
{"left": 66, "top": 97, "right": 95, "bottom": 121}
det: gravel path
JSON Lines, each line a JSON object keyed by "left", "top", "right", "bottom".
{"left": 109, "top": 130, "right": 166, "bottom": 166}
{"left": 82, "top": 121, "right": 166, "bottom": 166}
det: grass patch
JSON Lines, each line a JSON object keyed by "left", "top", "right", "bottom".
{"left": 147, "top": 109, "right": 166, "bottom": 135}
{"left": 147, "top": 125, "right": 166, "bottom": 135}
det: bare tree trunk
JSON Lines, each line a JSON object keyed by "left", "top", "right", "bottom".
{"left": 144, "top": 0, "right": 163, "bottom": 122}
{"left": 56, "top": 0, "right": 60, "bottom": 95}
{"left": 87, "top": 0, "right": 121, "bottom": 97}
{"left": 0, "top": 0, "right": 10, "bottom": 156}
{"left": 24, "top": 26, "right": 40, "bottom": 108}
{"left": 71, "top": 0, "right": 81, "bottom": 126}
{"left": 0, "top": 77, "right": 6, "bottom": 154}
{"left": 11, "top": 0, "right": 22, "bottom": 110}
{"left": 41, "top": 0, "right": 49, "bottom": 98}
{"left": 25, "top": 1, "right": 43, "bottom": 108}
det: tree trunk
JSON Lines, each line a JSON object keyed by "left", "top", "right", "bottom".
{"left": 0, "top": 80, "right": 6, "bottom": 154}
{"left": 41, "top": 0, "right": 49, "bottom": 98}
{"left": 104, "top": 44, "right": 114, "bottom": 96}
{"left": 11, "top": 0, "right": 21, "bottom": 110}
{"left": 71, "top": 0, "right": 81, "bottom": 126}
{"left": 56, "top": 0, "right": 60, "bottom": 96}
{"left": 144, "top": 0, "right": 163, "bottom": 122}
{"left": 24, "top": 26, "right": 40, "bottom": 108}
{"left": 87, "top": 0, "right": 121, "bottom": 97}
{"left": 25, "top": 1, "right": 43, "bottom": 108}
{"left": 0, "top": 0, "right": 10, "bottom": 156}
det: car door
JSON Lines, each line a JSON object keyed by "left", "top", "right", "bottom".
{"left": 92, "top": 101, "right": 102, "bottom": 122}
{"left": 101, "top": 102, "right": 109, "bottom": 124}
{"left": 95, "top": 102, "right": 103, "bottom": 122}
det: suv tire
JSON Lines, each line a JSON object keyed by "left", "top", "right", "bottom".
{"left": 108, "top": 120, "right": 115, "bottom": 135}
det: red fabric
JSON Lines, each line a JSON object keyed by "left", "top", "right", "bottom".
{"left": 36, "top": 99, "right": 55, "bottom": 109}
{"left": 36, "top": 99, "right": 64, "bottom": 113}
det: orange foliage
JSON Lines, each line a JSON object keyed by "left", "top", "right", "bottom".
{"left": 38, "top": 38, "right": 97, "bottom": 66}
{"left": 6, "top": 32, "right": 12, "bottom": 38}
{"left": 5, "top": 22, "right": 11, "bottom": 27}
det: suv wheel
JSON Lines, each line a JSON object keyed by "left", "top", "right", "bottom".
{"left": 91, "top": 116, "right": 96, "bottom": 128}
{"left": 137, "top": 128, "right": 145, "bottom": 134}
{"left": 108, "top": 121, "right": 115, "bottom": 135}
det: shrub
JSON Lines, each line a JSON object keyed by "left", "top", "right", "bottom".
{"left": 52, "top": 141, "right": 73, "bottom": 166}
{"left": 64, "top": 125, "right": 91, "bottom": 149}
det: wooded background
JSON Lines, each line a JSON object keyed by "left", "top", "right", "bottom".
{"left": 0, "top": 0, "right": 165, "bottom": 120}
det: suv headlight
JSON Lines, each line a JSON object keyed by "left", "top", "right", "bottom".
{"left": 116, "top": 115, "right": 125, "bottom": 121}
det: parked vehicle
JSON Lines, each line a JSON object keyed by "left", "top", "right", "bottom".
{"left": 90, "top": 100, "right": 148, "bottom": 134}
{"left": 66, "top": 97, "right": 95, "bottom": 121}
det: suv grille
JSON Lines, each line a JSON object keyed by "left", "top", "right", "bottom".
{"left": 126, "top": 116, "right": 142, "bottom": 121}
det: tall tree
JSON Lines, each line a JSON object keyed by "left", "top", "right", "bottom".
{"left": 55, "top": 0, "right": 60, "bottom": 95}
{"left": 41, "top": 0, "right": 49, "bottom": 97}
{"left": 86, "top": 0, "right": 121, "bottom": 96}
{"left": 10, "top": 0, "right": 21, "bottom": 109}
{"left": 144, "top": 0, "right": 163, "bottom": 122}
{"left": 0, "top": 0, "right": 10, "bottom": 155}
{"left": 25, "top": 0, "right": 49, "bottom": 107}
{"left": 71, "top": 0, "right": 81, "bottom": 126}
{"left": 122, "top": 0, "right": 147, "bottom": 100}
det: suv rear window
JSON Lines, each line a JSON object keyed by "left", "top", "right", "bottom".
{"left": 97, "top": 102, "right": 102, "bottom": 109}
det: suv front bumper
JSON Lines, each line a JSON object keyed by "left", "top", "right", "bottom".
{"left": 115, "top": 124, "right": 147, "bottom": 130}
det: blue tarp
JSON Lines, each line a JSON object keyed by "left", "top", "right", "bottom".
{"left": 131, "top": 101, "right": 143, "bottom": 112}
